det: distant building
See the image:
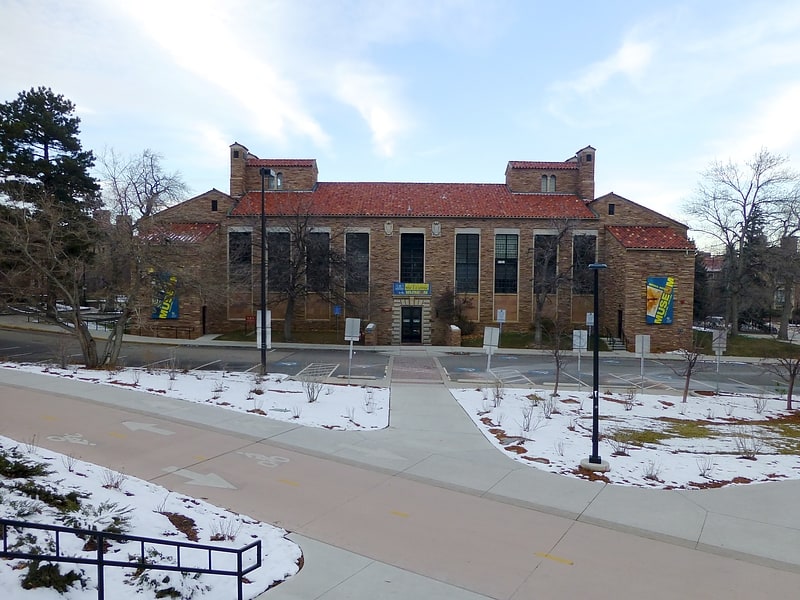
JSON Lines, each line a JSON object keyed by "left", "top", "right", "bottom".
{"left": 137, "top": 143, "right": 696, "bottom": 351}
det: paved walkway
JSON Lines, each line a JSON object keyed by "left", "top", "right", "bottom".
{"left": 1, "top": 318, "right": 800, "bottom": 598}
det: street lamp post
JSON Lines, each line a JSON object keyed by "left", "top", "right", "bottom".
{"left": 259, "top": 168, "right": 275, "bottom": 374}
{"left": 581, "top": 262, "right": 609, "bottom": 472}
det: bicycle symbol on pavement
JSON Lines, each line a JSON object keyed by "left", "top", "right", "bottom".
{"left": 236, "top": 451, "right": 290, "bottom": 468}
{"left": 46, "top": 433, "right": 96, "bottom": 446}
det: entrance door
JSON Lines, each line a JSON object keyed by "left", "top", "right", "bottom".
{"left": 401, "top": 306, "right": 422, "bottom": 344}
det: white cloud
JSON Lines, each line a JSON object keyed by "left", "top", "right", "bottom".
{"left": 560, "top": 38, "right": 654, "bottom": 95}
{"left": 332, "top": 62, "right": 414, "bottom": 158}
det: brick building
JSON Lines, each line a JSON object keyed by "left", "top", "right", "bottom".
{"left": 139, "top": 143, "right": 695, "bottom": 351}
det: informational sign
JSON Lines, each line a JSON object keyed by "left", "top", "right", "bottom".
{"left": 496, "top": 309, "right": 506, "bottom": 323}
{"left": 152, "top": 273, "right": 179, "bottom": 319}
{"left": 712, "top": 329, "right": 727, "bottom": 352}
{"left": 483, "top": 326, "right": 500, "bottom": 350}
{"left": 392, "top": 282, "right": 431, "bottom": 296}
{"left": 573, "top": 330, "right": 588, "bottom": 350}
{"left": 635, "top": 334, "right": 651, "bottom": 354}
{"left": 345, "top": 317, "right": 361, "bottom": 341}
{"left": 256, "top": 310, "right": 272, "bottom": 350}
{"left": 646, "top": 276, "right": 675, "bottom": 324}
{"left": 586, "top": 312, "right": 594, "bottom": 327}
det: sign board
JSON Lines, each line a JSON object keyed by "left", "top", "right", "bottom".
{"left": 712, "top": 329, "right": 727, "bottom": 352}
{"left": 635, "top": 334, "right": 651, "bottom": 354}
{"left": 586, "top": 312, "right": 594, "bottom": 327}
{"left": 496, "top": 309, "right": 506, "bottom": 323}
{"left": 333, "top": 305, "right": 342, "bottom": 316}
{"left": 256, "top": 310, "right": 272, "bottom": 350}
{"left": 392, "top": 282, "right": 431, "bottom": 296}
{"left": 573, "top": 330, "right": 588, "bottom": 350}
{"left": 344, "top": 317, "right": 361, "bottom": 342}
{"left": 483, "top": 326, "right": 500, "bottom": 350}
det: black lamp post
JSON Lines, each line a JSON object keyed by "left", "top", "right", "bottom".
{"left": 588, "top": 262, "right": 607, "bottom": 466}
{"left": 259, "top": 167, "right": 275, "bottom": 374}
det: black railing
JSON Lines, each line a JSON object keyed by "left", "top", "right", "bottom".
{"left": 0, "top": 518, "right": 261, "bottom": 600}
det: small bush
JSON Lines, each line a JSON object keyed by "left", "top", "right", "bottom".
{"left": 22, "top": 561, "right": 86, "bottom": 593}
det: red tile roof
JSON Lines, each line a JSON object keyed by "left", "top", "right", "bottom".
{"left": 607, "top": 225, "right": 695, "bottom": 250}
{"left": 232, "top": 182, "right": 597, "bottom": 219}
{"left": 143, "top": 222, "right": 219, "bottom": 243}
{"left": 507, "top": 161, "right": 578, "bottom": 171}
{"left": 247, "top": 158, "right": 317, "bottom": 168}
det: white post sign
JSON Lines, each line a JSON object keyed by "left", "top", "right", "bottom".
{"left": 345, "top": 318, "right": 361, "bottom": 381}
{"left": 256, "top": 310, "right": 272, "bottom": 350}
{"left": 483, "top": 326, "right": 500, "bottom": 371}
{"left": 573, "top": 330, "right": 588, "bottom": 390}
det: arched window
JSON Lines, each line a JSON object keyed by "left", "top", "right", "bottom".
{"left": 541, "top": 174, "right": 557, "bottom": 192}
{"left": 541, "top": 175, "right": 548, "bottom": 192}
{"left": 276, "top": 172, "right": 283, "bottom": 189}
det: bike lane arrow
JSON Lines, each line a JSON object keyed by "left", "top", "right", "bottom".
{"left": 122, "top": 422, "right": 175, "bottom": 435}
{"left": 162, "top": 466, "right": 236, "bottom": 489}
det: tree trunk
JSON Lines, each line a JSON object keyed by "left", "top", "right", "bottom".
{"left": 72, "top": 312, "right": 99, "bottom": 368}
{"left": 682, "top": 369, "right": 692, "bottom": 403}
{"left": 102, "top": 306, "right": 130, "bottom": 368}
{"left": 787, "top": 374, "right": 795, "bottom": 411}
{"left": 283, "top": 296, "right": 295, "bottom": 342}
{"left": 778, "top": 283, "right": 793, "bottom": 341}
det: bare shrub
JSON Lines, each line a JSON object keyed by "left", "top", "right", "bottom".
{"left": 302, "top": 378, "right": 324, "bottom": 403}
{"left": 209, "top": 518, "right": 242, "bottom": 542}
{"left": 606, "top": 429, "right": 633, "bottom": 456}
{"left": 642, "top": 460, "right": 662, "bottom": 481}
{"left": 623, "top": 388, "right": 636, "bottom": 411}
{"left": 492, "top": 378, "right": 505, "bottom": 407}
{"left": 101, "top": 468, "right": 127, "bottom": 490}
{"left": 696, "top": 456, "right": 716, "bottom": 478}
{"left": 752, "top": 395, "right": 768, "bottom": 414}
{"left": 733, "top": 425, "right": 764, "bottom": 459}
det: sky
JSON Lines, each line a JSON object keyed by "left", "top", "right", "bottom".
{"left": 1, "top": 360, "right": 798, "bottom": 595}
{"left": 2, "top": 1, "right": 800, "bottom": 249}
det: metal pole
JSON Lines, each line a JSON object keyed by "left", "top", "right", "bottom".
{"left": 259, "top": 168, "right": 268, "bottom": 374}
{"left": 588, "top": 263, "right": 607, "bottom": 464}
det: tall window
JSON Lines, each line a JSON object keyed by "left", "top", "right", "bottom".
{"left": 541, "top": 175, "right": 556, "bottom": 192}
{"left": 455, "top": 233, "right": 479, "bottom": 293}
{"left": 228, "top": 231, "right": 252, "bottom": 285}
{"left": 346, "top": 233, "right": 369, "bottom": 292}
{"left": 533, "top": 234, "right": 557, "bottom": 294}
{"left": 401, "top": 233, "right": 424, "bottom": 283}
{"left": 267, "top": 231, "right": 290, "bottom": 293}
{"left": 572, "top": 234, "right": 597, "bottom": 294}
{"left": 494, "top": 234, "right": 518, "bottom": 293}
{"left": 306, "top": 231, "right": 330, "bottom": 292}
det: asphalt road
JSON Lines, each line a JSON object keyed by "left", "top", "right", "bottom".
{"left": 0, "top": 328, "right": 784, "bottom": 396}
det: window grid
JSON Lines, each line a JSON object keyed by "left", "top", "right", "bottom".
{"left": 455, "top": 233, "right": 479, "bottom": 293}
{"left": 494, "top": 234, "right": 518, "bottom": 293}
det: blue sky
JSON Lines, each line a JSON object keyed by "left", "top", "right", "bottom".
{"left": 2, "top": 0, "right": 800, "bottom": 249}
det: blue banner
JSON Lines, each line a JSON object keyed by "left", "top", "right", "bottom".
{"left": 646, "top": 276, "right": 674, "bottom": 325}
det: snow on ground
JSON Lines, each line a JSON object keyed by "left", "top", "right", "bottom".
{"left": 2, "top": 360, "right": 799, "bottom": 597}
{"left": 451, "top": 386, "right": 800, "bottom": 489}
{"left": 0, "top": 434, "right": 300, "bottom": 599}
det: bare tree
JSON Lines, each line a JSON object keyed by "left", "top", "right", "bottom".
{"left": 530, "top": 219, "right": 581, "bottom": 346}
{"left": 760, "top": 346, "right": 800, "bottom": 410}
{"left": 267, "top": 197, "right": 347, "bottom": 341}
{"left": 0, "top": 194, "right": 105, "bottom": 367}
{"left": 94, "top": 149, "right": 188, "bottom": 366}
{"left": 546, "top": 321, "right": 570, "bottom": 397}
{"left": 671, "top": 341, "right": 709, "bottom": 403}
{"left": 685, "top": 149, "right": 798, "bottom": 336}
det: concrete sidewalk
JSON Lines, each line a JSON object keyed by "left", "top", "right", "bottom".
{"left": 2, "top": 315, "right": 800, "bottom": 598}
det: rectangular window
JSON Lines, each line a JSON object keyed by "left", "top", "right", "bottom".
{"left": 346, "top": 233, "right": 369, "bottom": 292}
{"left": 400, "top": 233, "right": 424, "bottom": 283}
{"left": 572, "top": 234, "right": 597, "bottom": 294}
{"left": 228, "top": 231, "right": 252, "bottom": 284}
{"left": 455, "top": 233, "right": 479, "bottom": 293}
{"left": 533, "top": 234, "right": 558, "bottom": 294}
{"left": 306, "top": 231, "right": 330, "bottom": 292}
{"left": 608, "top": 203, "right": 615, "bottom": 215}
{"left": 494, "top": 234, "right": 518, "bottom": 293}
{"left": 267, "top": 231, "right": 290, "bottom": 293}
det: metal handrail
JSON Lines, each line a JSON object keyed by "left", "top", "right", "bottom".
{"left": 0, "top": 518, "right": 261, "bottom": 600}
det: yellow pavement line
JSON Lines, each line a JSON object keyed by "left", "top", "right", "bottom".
{"left": 535, "top": 552, "right": 574, "bottom": 566}
{"left": 390, "top": 510, "right": 410, "bottom": 518}
{"left": 278, "top": 479, "right": 300, "bottom": 487}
